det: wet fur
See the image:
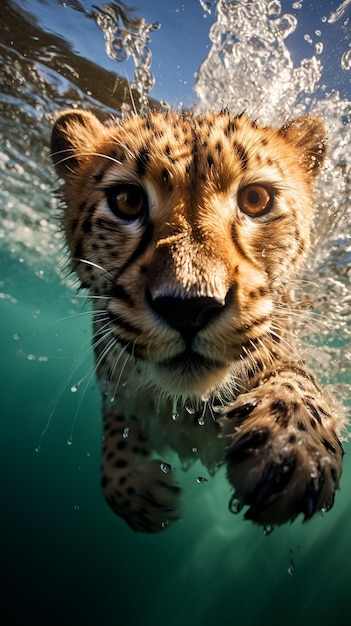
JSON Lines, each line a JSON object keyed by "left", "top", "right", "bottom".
{"left": 51, "top": 108, "right": 345, "bottom": 532}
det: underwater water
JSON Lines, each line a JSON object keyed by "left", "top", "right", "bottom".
{"left": 1, "top": 0, "right": 351, "bottom": 624}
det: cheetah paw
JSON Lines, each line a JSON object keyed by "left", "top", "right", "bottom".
{"left": 103, "top": 459, "right": 181, "bottom": 533}
{"left": 222, "top": 392, "right": 343, "bottom": 527}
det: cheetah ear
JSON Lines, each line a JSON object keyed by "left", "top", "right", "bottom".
{"left": 278, "top": 115, "right": 327, "bottom": 176}
{"left": 51, "top": 109, "right": 106, "bottom": 179}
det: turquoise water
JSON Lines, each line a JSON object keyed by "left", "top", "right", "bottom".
{"left": 2, "top": 1, "right": 351, "bottom": 624}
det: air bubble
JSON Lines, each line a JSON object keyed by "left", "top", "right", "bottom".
{"left": 192, "top": 447, "right": 198, "bottom": 454}
{"left": 196, "top": 476, "right": 208, "bottom": 484}
{"left": 67, "top": 437, "right": 73, "bottom": 446}
{"left": 341, "top": 50, "right": 351, "bottom": 70}
{"left": 172, "top": 412, "right": 180, "bottom": 421}
{"left": 73, "top": 505, "right": 80, "bottom": 511}
{"left": 315, "top": 42, "right": 323, "bottom": 55}
{"left": 35, "top": 446, "right": 41, "bottom": 453}
{"left": 198, "top": 416, "right": 205, "bottom": 426}
{"left": 161, "top": 520, "right": 169, "bottom": 528}
{"left": 304, "top": 33, "right": 313, "bottom": 44}
{"left": 263, "top": 525, "right": 274, "bottom": 535}
{"left": 160, "top": 462, "right": 173, "bottom": 474}
{"left": 229, "top": 494, "right": 243, "bottom": 514}
{"left": 122, "top": 427, "right": 129, "bottom": 438}
{"left": 71, "top": 384, "right": 78, "bottom": 393}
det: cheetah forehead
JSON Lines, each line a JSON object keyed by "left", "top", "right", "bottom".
{"left": 97, "top": 111, "right": 301, "bottom": 188}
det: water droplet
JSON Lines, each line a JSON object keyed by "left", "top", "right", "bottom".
{"left": 263, "top": 525, "right": 274, "bottom": 536}
{"left": 229, "top": 494, "right": 243, "bottom": 514}
{"left": 196, "top": 476, "right": 208, "bottom": 484}
{"left": 71, "top": 384, "right": 78, "bottom": 393}
{"left": 35, "top": 446, "right": 41, "bottom": 453}
{"left": 321, "top": 15, "right": 327, "bottom": 23}
{"left": 292, "top": 1, "right": 302, "bottom": 8}
{"left": 86, "top": 451, "right": 91, "bottom": 457}
{"left": 315, "top": 42, "right": 323, "bottom": 55}
{"left": 304, "top": 33, "right": 313, "bottom": 44}
{"left": 198, "top": 416, "right": 205, "bottom": 426}
{"left": 73, "top": 505, "right": 80, "bottom": 511}
{"left": 267, "top": 0, "right": 281, "bottom": 16}
{"left": 122, "top": 427, "right": 129, "bottom": 439}
{"left": 150, "top": 21, "right": 161, "bottom": 31}
{"left": 161, "top": 520, "right": 169, "bottom": 528}
{"left": 192, "top": 447, "right": 198, "bottom": 454}
{"left": 287, "top": 550, "right": 295, "bottom": 576}
{"left": 12, "top": 333, "right": 21, "bottom": 340}
{"left": 315, "top": 29, "right": 321, "bottom": 36}
{"left": 160, "top": 462, "right": 173, "bottom": 474}
{"left": 199, "top": 0, "right": 211, "bottom": 14}
{"left": 211, "top": 403, "right": 226, "bottom": 414}
{"left": 185, "top": 405, "right": 196, "bottom": 415}
{"left": 67, "top": 437, "right": 73, "bottom": 446}
{"left": 172, "top": 412, "right": 180, "bottom": 421}
{"left": 341, "top": 50, "right": 351, "bottom": 70}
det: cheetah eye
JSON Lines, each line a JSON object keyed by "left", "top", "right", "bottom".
{"left": 106, "top": 184, "right": 148, "bottom": 221}
{"left": 237, "top": 184, "right": 274, "bottom": 217}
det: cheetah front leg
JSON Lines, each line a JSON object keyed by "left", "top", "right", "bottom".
{"left": 101, "top": 406, "right": 181, "bottom": 532}
{"left": 223, "top": 365, "right": 344, "bottom": 526}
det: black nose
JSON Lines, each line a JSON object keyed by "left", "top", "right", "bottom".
{"left": 148, "top": 292, "right": 226, "bottom": 338}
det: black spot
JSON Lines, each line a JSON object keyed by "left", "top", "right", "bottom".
{"left": 119, "top": 476, "right": 127, "bottom": 485}
{"left": 215, "top": 142, "right": 222, "bottom": 153}
{"left": 135, "top": 146, "right": 150, "bottom": 176}
{"left": 115, "top": 459, "right": 128, "bottom": 468}
{"left": 224, "top": 120, "right": 237, "bottom": 136}
{"left": 225, "top": 428, "right": 268, "bottom": 463}
{"left": 73, "top": 241, "right": 83, "bottom": 262}
{"left": 322, "top": 438, "right": 336, "bottom": 454}
{"left": 207, "top": 154, "right": 214, "bottom": 168}
{"left": 306, "top": 402, "right": 322, "bottom": 424}
{"left": 297, "top": 421, "right": 307, "bottom": 431}
{"left": 70, "top": 219, "right": 78, "bottom": 234}
{"left": 271, "top": 399, "right": 289, "bottom": 428}
{"left": 82, "top": 216, "right": 92, "bottom": 233}
{"left": 227, "top": 402, "right": 258, "bottom": 422}
{"left": 117, "top": 441, "right": 127, "bottom": 450}
{"left": 127, "top": 486, "right": 135, "bottom": 495}
{"left": 101, "top": 475, "right": 108, "bottom": 488}
{"left": 165, "top": 145, "right": 175, "bottom": 163}
{"left": 107, "top": 451, "right": 115, "bottom": 460}
{"left": 233, "top": 142, "right": 248, "bottom": 170}
{"left": 93, "top": 169, "right": 104, "bottom": 182}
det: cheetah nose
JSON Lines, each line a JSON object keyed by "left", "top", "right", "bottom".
{"left": 147, "top": 291, "right": 227, "bottom": 338}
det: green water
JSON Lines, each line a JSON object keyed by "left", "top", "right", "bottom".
{"left": 2, "top": 0, "right": 351, "bottom": 624}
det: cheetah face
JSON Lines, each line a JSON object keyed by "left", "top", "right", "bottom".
{"left": 51, "top": 109, "right": 326, "bottom": 399}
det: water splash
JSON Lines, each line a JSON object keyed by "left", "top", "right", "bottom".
{"left": 94, "top": 3, "right": 160, "bottom": 114}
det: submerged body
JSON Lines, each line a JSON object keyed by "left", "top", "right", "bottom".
{"left": 51, "top": 108, "right": 344, "bottom": 532}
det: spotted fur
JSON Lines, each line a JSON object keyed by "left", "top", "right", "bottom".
{"left": 51, "top": 108, "right": 345, "bottom": 532}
